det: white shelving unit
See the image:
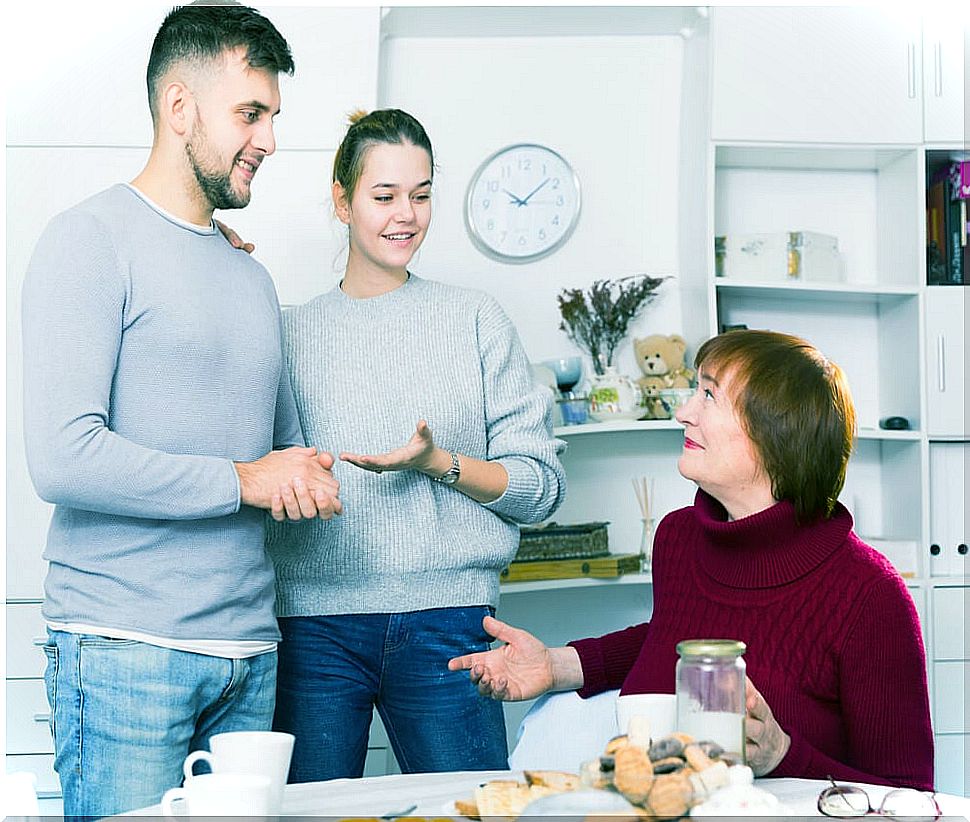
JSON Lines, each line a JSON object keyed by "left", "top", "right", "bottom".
{"left": 707, "top": 7, "right": 968, "bottom": 795}
{"left": 500, "top": 573, "right": 652, "bottom": 595}
{"left": 553, "top": 419, "right": 682, "bottom": 437}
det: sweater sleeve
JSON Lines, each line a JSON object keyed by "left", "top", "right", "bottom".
{"left": 22, "top": 210, "right": 241, "bottom": 520}
{"left": 475, "top": 295, "right": 567, "bottom": 524}
{"left": 569, "top": 623, "right": 651, "bottom": 698}
{"left": 272, "top": 325, "right": 306, "bottom": 451}
{"left": 773, "top": 573, "right": 934, "bottom": 791}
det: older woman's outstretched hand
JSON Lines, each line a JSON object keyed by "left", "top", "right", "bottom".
{"left": 447, "top": 615, "right": 582, "bottom": 701}
{"left": 745, "top": 677, "right": 791, "bottom": 776}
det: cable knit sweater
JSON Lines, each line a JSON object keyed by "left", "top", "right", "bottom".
{"left": 266, "top": 274, "right": 566, "bottom": 616}
{"left": 569, "top": 490, "right": 934, "bottom": 791}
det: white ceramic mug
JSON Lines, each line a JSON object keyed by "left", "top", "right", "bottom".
{"left": 161, "top": 772, "right": 272, "bottom": 817}
{"left": 615, "top": 692, "right": 677, "bottom": 740}
{"left": 183, "top": 730, "right": 294, "bottom": 814}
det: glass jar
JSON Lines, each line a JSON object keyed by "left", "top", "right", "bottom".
{"left": 675, "top": 639, "right": 746, "bottom": 763}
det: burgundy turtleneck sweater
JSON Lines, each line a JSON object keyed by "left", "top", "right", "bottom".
{"left": 569, "top": 490, "right": 934, "bottom": 791}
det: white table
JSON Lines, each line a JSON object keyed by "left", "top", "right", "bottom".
{"left": 128, "top": 769, "right": 970, "bottom": 818}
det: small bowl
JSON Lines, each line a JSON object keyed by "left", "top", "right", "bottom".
{"left": 557, "top": 395, "right": 590, "bottom": 425}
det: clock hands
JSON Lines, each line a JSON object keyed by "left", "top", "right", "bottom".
{"left": 519, "top": 177, "right": 550, "bottom": 206}
{"left": 502, "top": 178, "right": 551, "bottom": 208}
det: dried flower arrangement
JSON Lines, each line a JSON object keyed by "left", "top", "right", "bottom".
{"left": 557, "top": 275, "right": 667, "bottom": 374}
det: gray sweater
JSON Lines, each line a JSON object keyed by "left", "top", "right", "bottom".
{"left": 267, "top": 275, "right": 566, "bottom": 615}
{"left": 22, "top": 184, "right": 302, "bottom": 642}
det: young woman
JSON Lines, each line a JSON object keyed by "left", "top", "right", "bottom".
{"left": 265, "top": 109, "right": 567, "bottom": 781}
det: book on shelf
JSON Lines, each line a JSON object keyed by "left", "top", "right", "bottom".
{"left": 928, "top": 162, "right": 968, "bottom": 286}
{"left": 945, "top": 195, "right": 966, "bottom": 285}
{"left": 927, "top": 177, "right": 948, "bottom": 284}
{"left": 946, "top": 162, "right": 969, "bottom": 285}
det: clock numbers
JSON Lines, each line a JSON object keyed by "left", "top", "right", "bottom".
{"left": 465, "top": 143, "right": 581, "bottom": 263}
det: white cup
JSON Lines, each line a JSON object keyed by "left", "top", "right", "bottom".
{"left": 161, "top": 772, "right": 272, "bottom": 817}
{"left": 615, "top": 692, "right": 677, "bottom": 740}
{"left": 183, "top": 730, "right": 294, "bottom": 814}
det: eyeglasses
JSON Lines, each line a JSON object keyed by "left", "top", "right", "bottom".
{"left": 818, "top": 777, "right": 941, "bottom": 821}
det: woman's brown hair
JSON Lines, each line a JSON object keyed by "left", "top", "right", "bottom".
{"left": 332, "top": 108, "right": 434, "bottom": 202}
{"left": 694, "top": 329, "right": 856, "bottom": 523}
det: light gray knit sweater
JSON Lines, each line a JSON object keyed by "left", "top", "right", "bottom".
{"left": 266, "top": 274, "right": 567, "bottom": 615}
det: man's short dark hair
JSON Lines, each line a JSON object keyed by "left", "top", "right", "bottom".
{"left": 147, "top": 2, "right": 295, "bottom": 122}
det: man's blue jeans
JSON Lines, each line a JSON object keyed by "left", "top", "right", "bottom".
{"left": 273, "top": 607, "right": 508, "bottom": 781}
{"left": 43, "top": 629, "right": 276, "bottom": 820}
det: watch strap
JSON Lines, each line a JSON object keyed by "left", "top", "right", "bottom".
{"left": 433, "top": 451, "right": 461, "bottom": 485}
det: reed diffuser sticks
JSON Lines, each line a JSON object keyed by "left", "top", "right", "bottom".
{"left": 632, "top": 476, "right": 656, "bottom": 570}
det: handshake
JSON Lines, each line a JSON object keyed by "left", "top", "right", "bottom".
{"left": 235, "top": 446, "right": 343, "bottom": 522}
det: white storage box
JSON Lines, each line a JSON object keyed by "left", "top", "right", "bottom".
{"left": 715, "top": 231, "right": 843, "bottom": 282}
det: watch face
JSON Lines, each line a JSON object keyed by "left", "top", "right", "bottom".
{"left": 465, "top": 143, "right": 581, "bottom": 263}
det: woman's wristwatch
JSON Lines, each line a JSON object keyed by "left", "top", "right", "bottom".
{"left": 433, "top": 451, "right": 461, "bottom": 485}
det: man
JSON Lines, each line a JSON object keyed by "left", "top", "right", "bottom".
{"left": 21, "top": 4, "right": 338, "bottom": 817}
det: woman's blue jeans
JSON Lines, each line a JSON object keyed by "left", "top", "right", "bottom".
{"left": 273, "top": 607, "right": 508, "bottom": 781}
{"left": 43, "top": 629, "right": 276, "bottom": 820}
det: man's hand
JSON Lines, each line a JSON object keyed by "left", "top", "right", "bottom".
{"left": 235, "top": 447, "right": 341, "bottom": 521}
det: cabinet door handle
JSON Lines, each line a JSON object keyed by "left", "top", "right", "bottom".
{"left": 933, "top": 41, "right": 943, "bottom": 97}
{"left": 907, "top": 41, "right": 918, "bottom": 99}
{"left": 33, "top": 712, "right": 52, "bottom": 723}
{"left": 930, "top": 544, "right": 942, "bottom": 556}
{"left": 959, "top": 544, "right": 968, "bottom": 556}
{"left": 937, "top": 335, "right": 946, "bottom": 393}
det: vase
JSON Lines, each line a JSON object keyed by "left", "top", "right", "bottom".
{"left": 588, "top": 366, "right": 640, "bottom": 421}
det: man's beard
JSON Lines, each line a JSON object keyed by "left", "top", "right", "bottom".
{"left": 185, "top": 118, "right": 250, "bottom": 211}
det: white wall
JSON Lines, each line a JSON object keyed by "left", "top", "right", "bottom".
{"left": 379, "top": 32, "right": 690, "bottom": 378}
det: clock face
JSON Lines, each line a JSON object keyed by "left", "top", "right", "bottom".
{"left": 465, "top": 143, "right": 581, "bottom": 263}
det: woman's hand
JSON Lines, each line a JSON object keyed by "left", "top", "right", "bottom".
{"left": 214, "top": 219, "right": 255, "bottom": 254}
{"left": 745, "top": 677, "right": 791, "bottom": 776}
{"left": 340, "top": 419, "right": 438, "bottom": 474}
{"left": 447, "top": 615, "right": 581, "bottom": 701}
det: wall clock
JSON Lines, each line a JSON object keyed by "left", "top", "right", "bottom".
{"left": 465, "top": 143, "right": 581, "bottom": 263}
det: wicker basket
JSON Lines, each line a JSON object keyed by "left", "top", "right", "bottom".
{"left": 515, "top": 521, "right": 610, "bottom": 562}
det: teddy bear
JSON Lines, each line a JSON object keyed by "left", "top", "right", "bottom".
{"left": 634, "top": 334, "right": 696, "bottom": 391}
{"left": 638, "top": 375, "right": 669, "bottom": 420}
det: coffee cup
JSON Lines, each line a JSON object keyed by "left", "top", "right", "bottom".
{"left": 183, "top": 730, "right": 294, "bottom": 814}
{"left": 161, "top": 772, "right": 272, "bottom": 817}
{"left": 615, "top": 692, "right": 676, "bottom": 741}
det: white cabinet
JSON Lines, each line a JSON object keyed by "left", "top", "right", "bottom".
{"left": 933, "top": 587, "right": 968, "bottom": 661}
{"left": 930, "top": 586, "right": 970, "bottom": 795}
{"left": 710, "top": 7, "right": 923, "bottom": 144}
{"left": 924, "top": 287, "right": 969, "bottom": 439}
{"left": 928, "top": 445, "right": 969, "bottom": 577}
{"left": 922, "top": 14, "right": 967, "bottom": 144}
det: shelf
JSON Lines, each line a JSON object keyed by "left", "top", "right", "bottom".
{"left": 499, "top": 572, "right": 653, "bottom": 594}
{"left": 715, "top": 143, "right": 917, "bottom": 172}
{"left": 857, "top": 428, "right": 922, "bottom": 441}
{"left": 554, "top": 419, "right": 683, "bottom": 437}
{"left": 715, "top": 279, "right": 919, "bottom": 304}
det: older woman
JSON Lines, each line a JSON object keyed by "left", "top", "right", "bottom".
{"left": 450, "top": 329, "right": 934, "bottom": 791}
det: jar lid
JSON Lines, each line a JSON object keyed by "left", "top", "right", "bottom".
{"left": 676, "top": 639, "right": 746, "bottom": 657}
